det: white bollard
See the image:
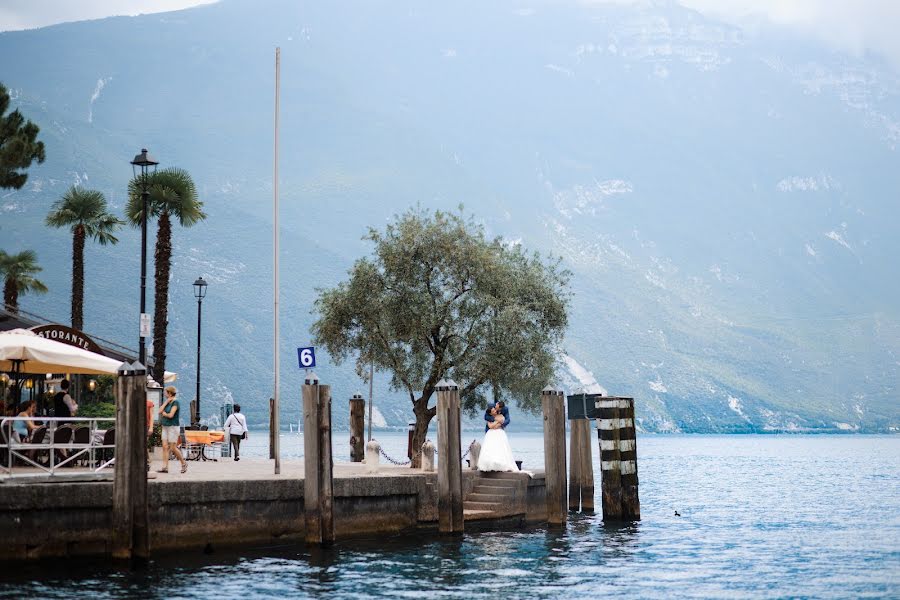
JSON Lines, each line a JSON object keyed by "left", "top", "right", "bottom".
{"left": 421, "top": 440, "right": 436, "bottom": 472}
{"left": 468, "top": 440, "right": 481, "bottom": 470}
{"left": 365, "top": 440, "right": 381, "bottom": 473}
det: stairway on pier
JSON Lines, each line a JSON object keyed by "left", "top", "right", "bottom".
{"left": 463, "top": 471, "right": 527, "bottom": 521}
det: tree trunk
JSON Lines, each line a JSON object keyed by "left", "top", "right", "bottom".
{"left": 152, "top": 212, "right": 172, "bottom": 383}
{"left": 410, "top": 401, "right": 436, "bottom": 468}
{"left": 72, "top": 224, "right": 85, "bottom": 331}
{"left": 4, "top": 278, "right": 17, "bottom": 313}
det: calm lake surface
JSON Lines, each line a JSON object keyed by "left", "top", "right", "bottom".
{"left": 2, "top": 434, "right": 898, "bottom": 599}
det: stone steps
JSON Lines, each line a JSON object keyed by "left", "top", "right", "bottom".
{"left": 463, "top": 472, "right": 524, "bottom": 521}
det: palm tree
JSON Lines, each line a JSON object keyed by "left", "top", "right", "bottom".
{"left": 127, "top": 168, "right": 206, "bottom": 383}
{"left": 46, "top": 186, "right": 123, "bottom": 331}
{"left": 0, "top": 249, "right": 48, "bottom": 313}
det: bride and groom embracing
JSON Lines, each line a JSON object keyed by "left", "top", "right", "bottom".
{"left": 476, "top": 401, "right": 519, "bottom": 472}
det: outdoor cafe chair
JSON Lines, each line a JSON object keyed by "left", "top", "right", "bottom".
{"left": 100, "top": 428, "right": 115, "bottom": 465}
{"left": 53, "top": 424, "right": 74, "bottom": 466}
{"left": 73, "top": 426, "right": 91, "bottom": 466}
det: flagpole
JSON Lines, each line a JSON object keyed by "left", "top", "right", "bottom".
{"left": 273, "top": 46, "right": 281, "bottom": 475}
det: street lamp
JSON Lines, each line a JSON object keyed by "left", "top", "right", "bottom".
{"left": 193, "top": 276, "right": 208, "bottom": 426}
{"left": 130, "top": 148, "right": 159, "bottom": 366}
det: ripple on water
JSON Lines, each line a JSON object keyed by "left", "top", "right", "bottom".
{"left": 2, "top": 435, "right": 899, "bottom": 599}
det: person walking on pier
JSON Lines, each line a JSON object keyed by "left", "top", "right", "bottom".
{"left": 158, "top": 386, "right": 187, "bottom": 474}
{"left": 224, "top": 404, "right": 248, "bottom": 461}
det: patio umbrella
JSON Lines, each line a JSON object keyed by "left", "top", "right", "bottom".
{"left": 0, "top": 328, "right": 123, "bottom": 375}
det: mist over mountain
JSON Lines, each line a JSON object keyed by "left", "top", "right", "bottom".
{"left": 2, "top": 0, "right": 898, "bottom": 432}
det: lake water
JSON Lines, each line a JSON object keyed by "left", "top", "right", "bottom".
{"left": 3, "top": 434, "right": 898, "bottom": 599}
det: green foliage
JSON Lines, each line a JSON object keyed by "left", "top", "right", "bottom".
{"left": 77, "top": 402, "right": 115, "bottom": 419}
{"left": 312, "top": 207, "right": 570, "bottom": 419}
{"left": 46, "top": 186, "right": 123, "bottom": 330}
{"left": 95, "top": 375, "right": 115, "bottom": 404}
{"left": 148, "top": 422, "right": 161, "bottom": 450}
{"left": 125, "top": 168, "right": 205, "bottom": 227}
{"left": 0, "top": 82, "right": 46, "bottom": 190}
{"left": 0, "top": 249, "right": 48, "bottom": 312}
{"left": 46, "top": 187, "right": 123, "bottom": 245}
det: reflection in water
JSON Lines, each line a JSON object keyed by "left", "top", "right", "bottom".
{"left": 2, "top": 436, "right": 898, "bottom": 599}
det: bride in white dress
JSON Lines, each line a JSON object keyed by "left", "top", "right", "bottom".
{"left": 477, "top": 412, "right": 518, "bottom": 472}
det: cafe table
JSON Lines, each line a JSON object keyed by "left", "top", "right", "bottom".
{"left": 183, "top": 429, "right": 226, "bottom": 461}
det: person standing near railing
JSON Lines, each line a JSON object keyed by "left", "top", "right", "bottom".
{"left": 223, "top": 404, "right": 247, "bottom": 462}
{"left": 53, "top": 379, "right": 78, "bottom": 420}
{"left": 157, "top": 386, "right": 187, "bottom": 474}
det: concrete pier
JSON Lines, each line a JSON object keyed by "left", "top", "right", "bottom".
{"left": 0, "top": 459, "right": 549, "bottom": 562}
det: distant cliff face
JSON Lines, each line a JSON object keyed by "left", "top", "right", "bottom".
{"left": 2, "top": 0, "right": 898, "bottom": 432}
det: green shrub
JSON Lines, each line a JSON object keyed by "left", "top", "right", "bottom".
{"left": 78, "top": 402, "right": 116, "bottom": 419}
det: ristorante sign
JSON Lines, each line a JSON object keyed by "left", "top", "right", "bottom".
{"left": 30, "top": 324, "right": 106, "bottom": 356}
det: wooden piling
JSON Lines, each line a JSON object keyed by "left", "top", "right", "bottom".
{"left": 568, "top": 418, "right": 594, "bottom": 512}
{"left": 111, "top": 362, "right": 149, "bottom": 561}
{"left": 436, "top": 379, "right": 463, "bottom": 534}
{"left": 542, "top": 386, "right": 567, "bottom": 525}
{"left": 349, "top": 393, "right": 365, "bottom": 462}
{"left": 303, "top": 374, "right": 334, "bottom": 544}
{"left": 597, "top": 397, "right": 639, "bottom": 521}
{"left": 619, "top": 398, "right": 640, "bottom": 520}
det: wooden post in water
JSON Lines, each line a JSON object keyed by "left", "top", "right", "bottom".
{"left": 542, "top": 386, "right": 567, "bottom": 525}
{"left": 303, "top": 373, "right": 334, "bottom": 544}
{"left": 269, "top": 397, "right": 275, "bottom": 459}
{"left": 436, "top": 379, "right": 463, "bottom": 534}
{"left": 597, "top": 396, "right": 639, "bottom": 521}
{"left": 349, "top": 393, "right": 365, "bottom": 462}
{"left": 569, "top": 418, "right": 594, "bottom": 512}
{"left": 112, "top": 361, "right": 149, "bottom": 561}
{"left": 568, "top": 417, "right": 582, "bottom": 511}
{"left": 619, "top": 397, "right": 640, "bottom": 520}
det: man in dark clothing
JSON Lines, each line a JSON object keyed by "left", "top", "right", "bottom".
{"left": 484, "top": 401, "right": 510, "bottom": 432}
{"left": 53, "top": 379, "right": 77, "bottom": 418}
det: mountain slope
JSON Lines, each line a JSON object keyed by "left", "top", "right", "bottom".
{"left": 1, "top": 0, "right": 897, "bottom": 432}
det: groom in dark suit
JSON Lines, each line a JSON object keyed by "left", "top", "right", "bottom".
{"left": 484, "top": 401, "right": 510, "bottom": 432}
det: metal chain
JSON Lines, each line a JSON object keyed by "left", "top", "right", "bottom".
{"left": 377, "top": 438, "right": 477, "bottom": 465}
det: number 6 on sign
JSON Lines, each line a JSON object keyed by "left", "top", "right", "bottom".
{"left": 297, "top": 346, "right": 316, "bottom": 369}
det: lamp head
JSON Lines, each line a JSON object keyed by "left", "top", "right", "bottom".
{"left": 193, "top": 276, "right": 208, "bottom": 300}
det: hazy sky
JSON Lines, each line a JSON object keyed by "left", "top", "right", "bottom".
{"left": 1, "top": 0, "right": 898, "bottom": 69}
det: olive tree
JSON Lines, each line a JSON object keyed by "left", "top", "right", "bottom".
{"left": 312, "top": 208, "right": 569, "bottom": 467}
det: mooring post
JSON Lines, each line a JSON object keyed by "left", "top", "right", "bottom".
{"left": 365, "top": 439, "right": 381, "bottom": 473}
{"left": 437, "top": 379, "right": 463, "bottom": 534}
{"left": 318, "top": 383, "right": 335, "bottom": 543}
{"left": 112, "top": 361, "right": 149, "bottom": 561}
{"left": 421, "top": 440, "right": 435, "bottom": 472}
{"left": 568, "top": 416, "right": 583, "bottom": 511}
{"left": 349, "top": 393, "right": 365, "bottom": 462}
{"left": 468, "top": 440, "right": 481, "bottom": 470}
{"left": 597, "top": 397, "right": 640, "bottom": 520}
{"left": 303, "top": 372, "right": 334, "bottom": 544}
{"left": 569, "top": 418, "right": 594, "bottom": 512}
{"left": 619, "top": 397, "right": 640, "bottom": 520}
{"left": 542, "top": 386, "right": 567, "bottom": 525}
{"left": 268, "top": 397, "right": 275, "bottom": 460}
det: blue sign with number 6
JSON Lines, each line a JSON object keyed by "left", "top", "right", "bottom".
{"left": 297, "top": 346, "right": 316, "bottom": 369}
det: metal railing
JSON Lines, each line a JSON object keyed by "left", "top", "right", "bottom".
{"left": 0, "top": 416, "right": 116, "bottom": 479}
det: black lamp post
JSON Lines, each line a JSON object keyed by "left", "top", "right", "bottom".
{"left": 130, "top": 148, "right": 158, "bottom": 366}
{"left": 193, "top": 276, "right": 208, "bottom": 426}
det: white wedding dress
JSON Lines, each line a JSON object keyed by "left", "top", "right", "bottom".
{"left": 477, "top": 428, "right": 518, "bottom": 472}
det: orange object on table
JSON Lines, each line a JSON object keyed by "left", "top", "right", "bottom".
{"left": 184, "top": 430, "right": 225, "bottom": 445}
